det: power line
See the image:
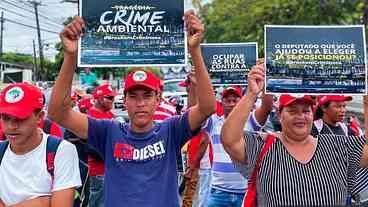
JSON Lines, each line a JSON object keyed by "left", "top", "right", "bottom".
{"left": 3, "top": 17, "right": 58, "bottom": 34}
{"left": 2, "top": 0, "right": 63, "bottom": 28}
{"left": 0, "top": 6, "right": 62, "bottom": 30}
{"left": 2, "top": 0, "right": 35, "bottom": 16}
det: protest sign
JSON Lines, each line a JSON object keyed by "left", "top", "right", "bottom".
{"left": 201, "top": 43, "right": 257, "bottom": 85}
{"left": 79, "top": 0, "right": 187, "bottom": 67}
{"left": 265, "top": 25, "right": 367, "bottom": 94}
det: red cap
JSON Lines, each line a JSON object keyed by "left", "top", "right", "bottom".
{"left": 222, "top": 86, "right": 242, "bottom": 98}
{"left": 318, "top": 95, "right": 352, "bottom": 106}
{"left": 0, "top": 83, "right": 44, "bottom": 119}
{"left": 92, "top": 84, "right": 118, "bottom": 99}
{"left": 78, "top": 96, "right": 93, "bottom": 111}
{"left": 279, "top": 94, "right": 314, "bottom": 108}
{"left": 124, "top": 70, "right": 160, "bottom": 93}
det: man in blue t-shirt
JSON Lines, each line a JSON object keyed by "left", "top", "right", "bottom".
{"left": 48, "top": 10, "right": 216, "bottom": 207}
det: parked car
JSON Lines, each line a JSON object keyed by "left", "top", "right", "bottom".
{"left": 162, "top": 79, "right": 188, "bottom": 107}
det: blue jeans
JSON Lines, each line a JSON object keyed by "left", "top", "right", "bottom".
{"left": 207, "top": 188, "right": 245, "bottom": 207}
{"left": 88, "top": 175, "right": 104, "bottom": 207}
{"left": 359, "top": 187, "right": 368, "bottom": 206}
{"left": 193, "top": 169, "right": 212, "bottom": 207}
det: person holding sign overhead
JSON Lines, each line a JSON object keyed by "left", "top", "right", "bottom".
{"left": 221, "top": 62, "right": 368, "bottom": 206}
{"left": 48, "top": 10, "right": 216, "bottom": 207}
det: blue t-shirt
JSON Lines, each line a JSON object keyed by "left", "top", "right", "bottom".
{"left": 88, "top": 112, "right": 199, "bottom": 207}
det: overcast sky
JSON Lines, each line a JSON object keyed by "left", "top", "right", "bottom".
{"left": 1, "top": 0, "right": 195, "bottom": 61}
{"left": 1, "top": 0, "right": 79, "bottom": 61}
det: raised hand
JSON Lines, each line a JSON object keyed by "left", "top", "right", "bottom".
{"left": 246, "top": 62, "right": 265, "bottom": 97}
{"left": 188, "top": 68, "right": 197, "bottom": 86}
{"left": 184, "top": 10, "right": 204, "bottom": 51}
{"left": 59, "top": 16, "right": 86, "bottom": 55}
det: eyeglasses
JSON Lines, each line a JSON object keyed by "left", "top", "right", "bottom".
{"left": 104, "top": 96, "right": 115, "bottom": 101}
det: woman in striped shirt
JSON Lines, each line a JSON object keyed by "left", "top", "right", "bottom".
{"left": 221, "top": 63, "right": 368, "bottom": 206}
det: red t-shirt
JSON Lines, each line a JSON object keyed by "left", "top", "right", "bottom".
{"left": 187, "top": 131, "right": 213, "bottom": 169}
{"left": 38, "top": 119, "right": 63, "bottom": 138}
{"left": 87, "top": 107, "right": 115, "bottom": 176}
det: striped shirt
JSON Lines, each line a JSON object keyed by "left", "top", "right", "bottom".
{"left": 238, "top": 132, "right": 365, "bottom": 206}
{"left": 312, "top": 119, "right": 368, "bottom": 197}
{"left": 206, "top": 111, "right": 263, "bottom": 193}
{"left": 153, "top": 100, "right": 176, "bottom": 123}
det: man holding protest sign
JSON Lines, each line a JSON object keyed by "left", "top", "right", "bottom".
{"left": 48, "top": 10, "right": 216, "bottom": 207}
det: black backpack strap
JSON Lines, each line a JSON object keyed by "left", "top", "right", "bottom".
{"left": 43, "top": 118, "right": 53, "bottom": 134}
{"left": 0, "top": 141, "right": 9, "bottom": 166}
{"left": 46, "top": 136, "right": 62, "bottom": 178}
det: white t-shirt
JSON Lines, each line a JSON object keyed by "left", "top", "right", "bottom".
{"left": 0, "top": 133, "right": 81, "bottom": 206}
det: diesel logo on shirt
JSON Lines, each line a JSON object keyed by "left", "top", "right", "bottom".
{"left": 113, "top": 141, "right": 166, "bottom": 162}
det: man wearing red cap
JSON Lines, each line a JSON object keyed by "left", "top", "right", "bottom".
{"left": 0, "top": 83, "right": 81, "bottom": 207}
{"left": 204, "top": 84, "right": 273, "bottom": 207}
{"left": 48, "top": 10, "right": 216, "bottom": 207}
{"left": 313, "top": 95, "right": 368, "bottom": 203}
{"left": 87, "top": 83, "right": 117, "bottom": 207}
{"left": 313, "top": 95, "right": 359, "bottom": 136}
{"left": 89, "top": 83, "right": 117, "bottom": 119}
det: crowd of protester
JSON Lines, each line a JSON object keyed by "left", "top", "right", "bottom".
{"left": 1, "top": 10, "right": 368, "bottom": 207}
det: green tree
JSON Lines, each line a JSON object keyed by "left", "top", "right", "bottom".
{"left": 1, "top": 52, "right": 34, "bottom": 65}
{"left": 200, "top": 0, "right": 365, "bottom": 56}
{"left": 1, "top": 52, "right": 54, "bottom": 80}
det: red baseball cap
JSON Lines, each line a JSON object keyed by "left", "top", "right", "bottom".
{"left": 279, "top": 94, "right": 314, "bottom": 108}
{"left": 78, "top": 96, "right": 93, "bottom": 111}
{"left": 92, "top": 84, "right": 118, "bottom": 99}
{"left": 0, "top": 83, "right": 44, "bottom": 119}
{"left": 222, "top": 86, "right": 242, "bottom": 98}
{"left": 124, "top": 70, "right": 160, "bottom": 93}
{"left": 318, "top": 95, "right": 352, "bottom": 106}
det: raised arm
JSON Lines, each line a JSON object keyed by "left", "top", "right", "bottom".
{"left": 221, "top": 63, "right": 265, "bottom": 164}
{"left": 185, "top": 10, "right": 216, "bottom": 131}
{"left": 186, "top": 70, "right": 197, "bottom": 108}
{"left": 47, "top": 16, "right": 88, "bottom": 139}
{"left": 254, "top": 93, "right": 274, "bottom": 126}
{"left": 253, "top": 59, "right": 273, "bottom": 125}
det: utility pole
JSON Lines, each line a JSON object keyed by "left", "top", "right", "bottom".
{"left": 0, "top": 11, "right": 4, "bottom": 58}
{"left": 29, "top": 1, "right": 45, "bottom": 80}
{"left": 32, "top": 40, "right": 38, "bottom": 81}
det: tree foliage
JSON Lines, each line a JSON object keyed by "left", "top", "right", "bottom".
{"left": 200, "top": 0, "right": 366, "bottom": 56}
